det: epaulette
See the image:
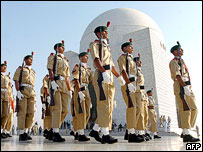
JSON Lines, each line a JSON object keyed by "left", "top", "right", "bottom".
{"left": 121, "top": 54, "right": 126, "bottom": 56}
{"left": 50, "top": 53, "right": 54, "bottom": 56}
{"left": 173, "top": 58, "right": 178, "bottom": 61}
{"left": 18, "top": 66, "right": 22, "bottom": 69}
{"left": 94, "top": 40, "right": 99, "bottom": 43}
{"left": 75, "top": 64, "right": 79, "bottom": 67}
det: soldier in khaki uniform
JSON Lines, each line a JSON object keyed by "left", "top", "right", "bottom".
{"left": 40, "top": 74, "right": 52, "bottom": 140}
{"left": 89, "top": 23, "right": 125, "bottom": 144}
{"left": 1, "top": 61, "right": 12, "bottom": 139}
{"left": 117, "top": 41, "right": 144, "bottom": 143}
{"left": 47, "top": 41, "right": 72, "bottom": 142}
{"left": 146, "top": 90, "right": 161, "bottom": 139}
{"left": 13, "top": 54, "right": 36, "bottom": 141}
{"left": 72, "top": 51, "right": 93, "bottom": 141}
{"left": 169, "top": 44, "right": 199, "bottom": 142}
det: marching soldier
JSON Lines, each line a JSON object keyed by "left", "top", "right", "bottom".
{"left": 40, "top": 74, "right": 52, "bottom": 140}
{"left": 71, "top": 51, "right": 93, "bottom": 141}
{"left": 13, "top": 53, "right": 36, "bottom": 141}
{"left": 146, "top": 90, "right": 161, "bottom": 139}
{"left": 169, "top": 43, "right": 199, "bottom": 142}
{"left": 47, "top": 40, "right": 72, "bottom": 142}
{"left": 134, "top": 55, "right": 150, "bottom": 141}
{"left": 117, "top": 40, "right": 144, "bottom": 143}
{"left": 1, "top": 61, "right": 12, "bottom": 139}
{"left": 89, "top": 21, "right": 125, "bottom": 144}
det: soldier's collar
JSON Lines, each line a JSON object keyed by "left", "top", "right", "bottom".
{"left": 124, "top": 53, "right": 133, "bottom": 58}
{"left": 102, "top": 39, "right": 108, "bottom": 45}
{"left": 57, "top": 53, "right": 64, "bottom": 59}
{"left": 174, "top": 56, "right": 181, "bottom": 60}
{"left": 81, "top": 62, "right": 87, "bottom": 68}
{"left": 1, "top": 72, "right": 6, "bottom": 76}
{"left": 25, "top": 65, "right": 32, "bottom": 70}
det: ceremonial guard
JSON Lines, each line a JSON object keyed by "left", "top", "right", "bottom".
{"left": 146, "top": 89, "right": 161, "bottom": 139}
{"left": 169, "top": 42, "right": 199, "bottom": 142}
{"left": 117, "top": 40, "right": 143, "bottom": 143}
{"left": 13, "top": 53, "right": 36, "bottom": 141}
{"left": 89, "top": 21, "right": 125, "bottom": 144}
{"left": 47, "top": 40, "right": 72, "bottom": 142}
{"left": 1, "top": 61, "right": 12, "bottom": 139}
{"left": 40, "top": 74, "right": 52, "bottom": 140}
{"left": 71, "top": 51, "right": 93, "bottom": 141}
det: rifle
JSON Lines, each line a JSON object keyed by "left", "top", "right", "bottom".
{"left": 177, "top": 41, "right": 190, "bottom": 111}
{"left": 78, "top": 63, "right": 83, "bottom": 113}
{"left": 125, "top": 38, "right": 134, "bottom": 108}
{"left": 97, "top": 22, "right": 110, "bottom": 101}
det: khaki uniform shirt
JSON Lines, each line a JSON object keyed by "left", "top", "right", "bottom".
{"left": 148, "top": 96, "right": 155, "bottom": 110}
{"left": 1, "top": 73, "right": 12, "bottom": 101}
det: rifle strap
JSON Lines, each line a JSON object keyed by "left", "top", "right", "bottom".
{"left": 126, "top": 54, "right": 133, "bottom": 108}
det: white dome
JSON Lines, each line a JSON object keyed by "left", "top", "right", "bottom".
{"left": 80, "top": 8, "right": 165, "bottom": 52}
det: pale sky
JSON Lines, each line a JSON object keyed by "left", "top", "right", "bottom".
{"left": 1, "top": 1, "right": 202, "bottom": 129}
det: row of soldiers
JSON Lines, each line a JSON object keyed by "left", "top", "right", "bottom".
{"left": 1, "top": 21, "right": 200, "bottom": 143}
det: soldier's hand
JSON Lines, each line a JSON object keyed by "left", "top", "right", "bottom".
{"left": 118, "top": 75, "right": 125, "bottom": 86}
{"left": 90, "top": 103, "right": 92, "bottom": 109}
{"left": 46, "top": 96, "right": 51, "bottom": 105}
{"left": 17, "top": 91, "right": 24, "bottom": 100}
{"left": 184, "top": 85, "right": 191, "bottom": 96}
{"left": 42, "top": 103, "right": 46, "bottom": 110}
{"left": 67, "top": 90, "right": 72, "bottom": 99}
{"left": 78, "top": 91, "right": 85, "bottom": 101}
{"left": 51, "top": 81, "right": 59, "bottom": 91}
{"left": 102, "top": 71, "right": 111, "bottom": 83}
{"left": 127, "top": 83, "right": 136, "bottom": 93}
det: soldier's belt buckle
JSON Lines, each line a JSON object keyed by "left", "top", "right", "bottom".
{"left": 1, "top": 89, "right": 7, "bottom": 92}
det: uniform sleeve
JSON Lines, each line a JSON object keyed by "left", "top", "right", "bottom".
{"left": 110, "top": 54, "right": 115, "bottom": 67}
{"left": 40, "top": 87, "right": 44, "bottom": 97}
{"left": 117, "top": 56, "right": 126, "bottom": 74}
{"left": 89, "top": 42, "right": 100, "bottom": 61}
{"left": 13, "top": 67, "right": 21, "bottom": 81}
{"left": 43, "top": 76, "right": 49, "bottom": 88}
{"left": 72, "top": 65, "right": 79, "bottom": 80}
{"left": 89, "top": 70, "right": 94, "bottom": 83}
{"left": 47, "top": 55, "right": 54, "bottom": 70}
{"left": 170, "top": 60, "right": 181, "bottom": 77}
{"left": 65, "top": 61, "right": 70, "bottom": 77}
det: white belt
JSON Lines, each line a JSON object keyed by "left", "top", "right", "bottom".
{"left": 129, "top": 74, "right": 137, "bottom": 79}
{"left": 21, "top": 84, "right": 33, "bottom": 88}
{"left": 57, "top": 76, "right": 65, "bottom": 81}
{"left": 1, "top": 88, "right": 7, "bottom": 92}
{"left": 81, "top": 83, "right": 88, "bottom": 87}
{"left": 182, "top": 77, "right": 189, "bottom": 82}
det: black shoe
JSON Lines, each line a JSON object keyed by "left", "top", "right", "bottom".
{"left": 145, "top": 133, "right": 152, "bottom": 140}
{"left": 78, "top": 134, "right": 90, "bottom": 141}
{"left": 47, "top": 129, "right": 54, "bottom": 140}
{"left": 143, "top": 134, "right": 150, "bottom": 141}
{"left": 183, "top": 134, "right": 200, "bottom": 142}
{"left": 53, "top": 133, "right": 65, "bottom": 142}
{"left": 43, "top": 129, "right": 48, "bottom": 138}
{"left": 6, "top": 133, "right": 12, "bottom": 137}
{"left": 89, "top": 130, "right": 101, "bottom": 142}
{"left": 138, "top": 135, "right": 147, "bottom": 141}
{"left": 180, "top": 133, "right": 183, "bottom": 138}
{"left": 70, "top": 130, "right": 75, "bottom": 136}
{"left": 128, "top": 134, "right": 144, "bottom": 143}
{"left": 101, "top": 135, "right": 118, "bottom": 144}
{"left": 74, "top": 132, "right": 79, "bottom": 140}
{"left": 124, "top": 130, "right": 128, "bottom": 140}
{"left": 154, "top": 135, "right": 161, "bottom": 139}
{"left": 24, "top": 133, "right": 32, "bottom": 140}
{"left": 19, "top": 133, "right": 27, "bottom": 141}
{"left": 1, "top": 133, "right": 7, "bottom": 139}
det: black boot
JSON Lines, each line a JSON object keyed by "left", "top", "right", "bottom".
{"left": 6, "top": 133, "right": 12, "bottom": 137}
{"left": 89, "top": 130, "right": 101, "bottom": 142}
{"left": 143, "top": 134, "right": 150, "bottom": 141}
{"left": 154, "top": 135, "right": 161, "bottom": 139}
{"left": 1, "top": 133, "right": 7, "bottom": 139}
{"left": 145, "top": 133, "right": 152, "bottom": 140}
{"left": 124, "top": 130, "right": 128, "bottom": 140}
{"left": 101, "top": 135, "right": 118, "bottom": 144}
{"left": 74, "top": 132, "right": 79, "bottom": 140}
{"left": 138, "top": 135, "right": 147, "bottom": 141}
{"left": 70, "top": 130, "right": 75, "bottom": 136}
{"left": 180, "top": 133, "right": 183, "bottom": 138}
{"left": 24, "top": 132, "right": 32, "bottom": 140}
{"left": 47, "top": 129, "right": 54, "bottom": 140}
{"left": 19, "top": 133, "right": 27, "bottom": 141}
{"left": 183, "top": 134, "right": 200, "bottom": 142}
{"left": 128, "top": 134, "right": 144, "bottom": 143}
{"left": 78, "top": 134, "right": 90, "bottom": 141}
{"left": 53, "top": 132, "right": 65, "bottom": 142}
{"left": 43, "top": 129, "right": 48, "bottom": 138}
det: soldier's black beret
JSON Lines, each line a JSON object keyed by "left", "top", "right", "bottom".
{"left": 133, "top": 57, "right": 140, "bottom": 62}
{"left": 24, "top": 55, "right": 33, "bottom": 60}
{"left": 147, "top": 90, "right": 152, "bottom": 94}
{"left": 54, "top": 43, "right": 64, "bottom": 50}
{"left": 78, "top": 52, "right": 88, "bottom": 58}
{"left": 170, "top": 45, "right": 181, "bottom": 54}
{"left": 94, "top": 26, "right": 107, "bottom": 34}
{"left": 121, "top": 42, "right": 132, "bottom": 50}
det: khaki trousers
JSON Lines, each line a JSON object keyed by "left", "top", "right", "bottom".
{"left": 5, "top": 110, "right": 14, "bottom": 132}
{"left": 121, "top": 85, "right": 136, "bottom": 130}
{"left": 93, "top": 70, "right": 115, "bottom": 128}
{"left": 174, "top": 81, "right": 198, "bottom": 129}
{"left": 70, "top": 97, "right": 77, "bottom": 132}
{"left": 148, "top": 109, "right": 158, "bottom": 133}
{"left": 51, "top": 91, "right": 69, "bottom": 128}
{"left": 143, "top": 101, "right": 148, "bottom": 130}
{"left": 43, "top": 105, "right": 52, "bottom": 130}
{"left": 1, "top": 101, "right": 10, "bottom": 128}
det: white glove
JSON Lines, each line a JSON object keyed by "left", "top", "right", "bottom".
{"left": 34, "top": 104, "right": 37, "bottom": 112}
{"left": 42, "top": 103, "right": 46, "bottom": 110}
{"left": 78, "top": 91, "right": 85, "bottom": 101}
{"left": 51, "top": 81, "right": 59, "bottom": 91}
{"left": 113, "top": 100, "right": 117, "bottom": 109}
{"left": 102, "top": 71, "right": 111, "bottom": 83}
{"left": 118, "top": 75, "right": 125, "bottom": 86}
{"left": 90, "top": 103, "right": 92, "bottom": 109}
{"left": 68, "top": 90, "right": 72, "bottom": 99}
{"left": 127, "top": 83, "right": 136, "bottom": 93}
{"left": 17, "top": 90, "right": 24, "bottom": 100}
{"left": 184, "top": 85, "right": 191, "bottom": 96}
{"left": 46, "top": 96, "right": 51, "bottom": 105}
